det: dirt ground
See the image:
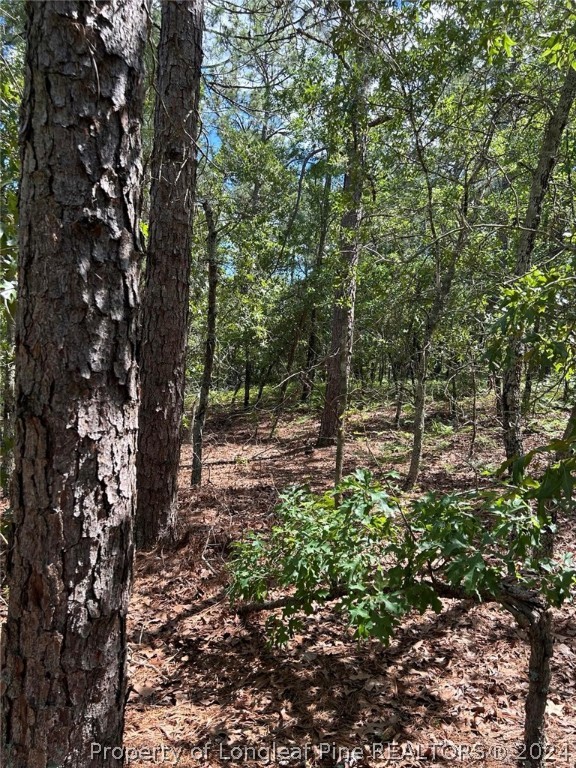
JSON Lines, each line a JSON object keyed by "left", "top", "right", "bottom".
{"left": 123, "top": 400, "right": 576, "bottom": 767}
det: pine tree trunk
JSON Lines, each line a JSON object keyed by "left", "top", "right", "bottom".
{"left": 502, "top": 66, "right": 576, "bottom": 463}
{"left": 136, "top": 0, "right": 203, "bottom": 547}
{"left": 1, "top": 3, "right": 146, "bottom": 766}
{"left": 318, "top": 295, "right": 352, "bottom": 446}
{"left": 317, "top": 196, "right": 361, "bottom": 448}
{"left": 191, "top": 201, "right": 218, "bottom": 486}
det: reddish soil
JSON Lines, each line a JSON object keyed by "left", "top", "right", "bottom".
{"left": 123, "top": 402, "right": 576, "bottom": 767}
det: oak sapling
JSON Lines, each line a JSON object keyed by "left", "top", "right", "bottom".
{"left": 230, "top": 464, "right": 575, "bottom": 768}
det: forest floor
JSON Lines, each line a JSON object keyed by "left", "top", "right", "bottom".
{"left": 123, "top": 393, "right": 576, "bottom": 768}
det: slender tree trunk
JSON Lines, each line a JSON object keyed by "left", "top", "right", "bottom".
{"left": 191, "top": 201, "right": 218, "bottom": 486}
{"left": 469, "top": 357, "right": 478, "bottom": 458}
{"left": 318, "top": 80, "right": 365, "bottom": 451}
{"left": 230, "top": 375, "right": 242, "bottom": 407}
{"left": 1, "top": 4, "right": 146, "bottom": 766}
{"left": 522, "top": 315, "right": 540, "bottom": 416}
{"left": 404, "top": 348, "right": 427, "bottom": 490}
{"left": 0, "top": 313, "right": 14, "bottom": 495}
{"left": 495, "top": 585, "right": 554, "bottom": 768}
{"left": 523, "top": 608, "right": 554, "bottom": 768}
{"left": 136, "top": 0, "right": 203, "bottom": 547}
{"left": 394, "top": 382, "right": 404, "bottom": 429}
{"left": 300, "top": 309, "right": 319, "bottom": 403}
{"left": 502, "top": 67, "right": 576, "bottom": 463}
{"left": 269, "top": 312, "right": 306, "bottom": 438}
{"left": 521, "top": 361, "right": 534, "bottom": 416}
{"left": 402, "top": 87, "right": 504, "bottom": 487}
{"left": 404, "top": 248, "right": 459, "bottom": 488}
{"left": 243, "top": 352, "right": 252, "bottom": 410}
{"left": 540, "top": 400, "right": 576, "bottom": 557}
{"left": 494, "top": 373, "right": 503, "bottom": 419}
{"left": 447, "top": 359, "right": 459, "bottom": 423}
{"left": 255, "top": 360, "right": 275, "bottom": 406}
{"left": 317, "top": 183, "right": 361, "bottom": 448}
{"left": 392, "top": 361, "right": 405, "bottom": 429}
{"left": 187, "top": 398, "right": 197, "bottom": 444}
{"left": 302, "top": 174, "right": 331, "bottom": 403}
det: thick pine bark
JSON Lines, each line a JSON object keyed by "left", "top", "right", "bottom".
{"left": 191, "top": 201, "right": 218, "bottom": 486}
{"left": 136, "top": 0, "right": 203, "bottom": 547}
{"left": 0, "top": 3, "right": 146, "bottom": 767}
{"left": 502, "top": 67, "right": 576, "bottom": 463}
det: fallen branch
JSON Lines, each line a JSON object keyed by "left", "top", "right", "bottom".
{"left": 235, "top": 586, "right": 347, "bottom": 617}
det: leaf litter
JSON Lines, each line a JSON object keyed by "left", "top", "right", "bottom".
{"left": 3, "top": 402, "right": 568, "bottom": 767}
{"left": 124, "top": 405, "right": 575, "bottom": 766}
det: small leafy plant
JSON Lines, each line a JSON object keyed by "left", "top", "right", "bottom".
{"left": 229, "top": 468, "right": 575, "bottom": 645}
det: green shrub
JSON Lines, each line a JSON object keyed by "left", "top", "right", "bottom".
{"left": 229, "top": 468, "right": 576, "bottom": 645}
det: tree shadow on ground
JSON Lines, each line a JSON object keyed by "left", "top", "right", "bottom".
{"left": 128, "top": 596, "right": 480, "bottom": 750}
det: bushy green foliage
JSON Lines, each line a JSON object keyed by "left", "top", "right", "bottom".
{"left": 229, "top": 469, "right": 576, "bottom": 645}
{"left": 487, "top": 263, "right": 576, "bottom": 381}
